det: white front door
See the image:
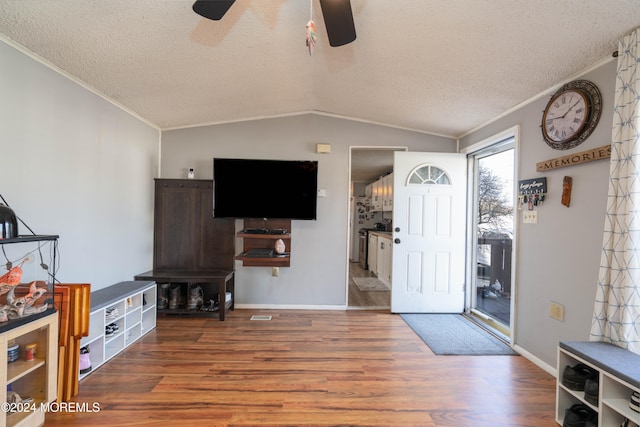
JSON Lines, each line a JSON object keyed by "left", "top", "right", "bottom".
{"left": 391, "top": 152, "right": 466, "bottom": 313}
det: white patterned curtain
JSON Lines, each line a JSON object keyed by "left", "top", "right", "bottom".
{"left": 590, "top": 27, "right": 640, "bottom": 353}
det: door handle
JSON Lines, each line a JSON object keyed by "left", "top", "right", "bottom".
{"left": 394, "top": 238, "right": 401, "bottom": 244}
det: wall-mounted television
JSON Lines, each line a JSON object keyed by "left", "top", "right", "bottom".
{"left": 213, "top": 158, "right": 318, "bottom": 220}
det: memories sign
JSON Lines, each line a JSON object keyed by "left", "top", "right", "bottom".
{"left": 536, "top": 144, "right": 611, "bottom": 172}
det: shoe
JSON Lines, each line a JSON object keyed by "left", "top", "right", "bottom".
{"left": 584, "top": 378, "right": 599, "bottom": 406}
{"left": 200, "top": 299, "right": 220, "bottom": 312}
{"left": 79, "top": 346, "right": 92, "bottom": 374}
{"left": 481, "top": 288, "right": 497, "bottom": 299}
{"left": 562, "top": 363, "right": 597, "bottom": 391}
{"left": 169, "top": 284, "right": 182, "bottom": 309}
{"left": 5, "top": 391, "right": 33, "bottom": 411}
{"left": 158, "top": 283, "right": 170, "bottom": 309}
{"left": 188, "top": 284, "right": 204, "bottom": 310}
{"left": 563, "top": 404, "right": 597, "bottom": 427}
{"left": 630, "top": 391, "right": 640, "bottom": 413}
{"left": 6, "top": 391, "right": 22, "bottom": 410}
{"left": 105, "top": 322, "right": 119, "bottom": 337}
{"left": 105, "top": 307, "right": 119, "bottom": 319}
{"left": 208, "top": 301, "right": 220, "bottom": 312}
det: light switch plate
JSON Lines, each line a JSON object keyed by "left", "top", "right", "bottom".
{"left": 523, "top": 210, "right": 538, "bottom": 223}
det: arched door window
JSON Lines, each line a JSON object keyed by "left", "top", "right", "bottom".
{"left": 407, "top": 165, "right": 451, "bottom": 185}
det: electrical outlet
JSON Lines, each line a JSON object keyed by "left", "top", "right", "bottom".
{"left": 523, "top": 210, "right": 538, "bottom": 223}
{"left": 550, "top": 302, "right": 564, "bottom": 321}
{"left": 272, "top": 267, "right": 279, "bottom": 277}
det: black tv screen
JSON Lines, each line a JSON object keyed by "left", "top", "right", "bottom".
{"left": 213, "top": 158, "right": 318, "bottom": 220}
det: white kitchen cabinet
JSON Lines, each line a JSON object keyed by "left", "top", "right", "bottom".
{"left": 376, "top": 234, "right": 392, "bottom": 286}
{"left": 367, "top": 231, "right": 392, "bottom": 285}
{"left": 372, "top": 180, "right": 383, "bottom": 211}
{"left": 368, "top": 174, "right": 393, "bottom": 212}
{"left": 383, "top": 173, "right": 394, "bottom": 212}
{"left": 367, "top": 233, "right": 378, "bottom": 274}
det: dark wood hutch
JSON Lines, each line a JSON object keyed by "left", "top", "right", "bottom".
{"left": 135, "top": 179, "right": 235, "bottom": 320}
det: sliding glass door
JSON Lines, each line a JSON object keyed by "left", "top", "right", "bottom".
{"left": 468, "top": 139, "right": 515, "bottom": 338}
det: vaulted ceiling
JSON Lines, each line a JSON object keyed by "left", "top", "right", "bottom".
{"left": 1, "top": 1, "right": 639, "bottom": 139}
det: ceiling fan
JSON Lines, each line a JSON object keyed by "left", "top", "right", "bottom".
{"left": 192, "top": 0, "right": 356, "bottom": 47}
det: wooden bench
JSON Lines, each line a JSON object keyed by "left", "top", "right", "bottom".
{"left": 134, "top": 270, "right": 234, "bottom": 320}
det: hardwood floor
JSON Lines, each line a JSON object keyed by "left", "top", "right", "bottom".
{"left": 45, "top": 310, "right": 556, "bottom": 426}
{"left": 348, "top": 261, "right": 390, "bottom": 308}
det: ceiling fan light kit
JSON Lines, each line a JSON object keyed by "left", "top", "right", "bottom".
{"left": 192, "top": 0, "right": 356, "bottom": 48}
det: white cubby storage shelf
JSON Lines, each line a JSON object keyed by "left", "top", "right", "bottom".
{"left": 557, "top": 340, "right": 640, "bottom": 427}
{"left": 79, "top": 281, "right": 156, "bottom": 381}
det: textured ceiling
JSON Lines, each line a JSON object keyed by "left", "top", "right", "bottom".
{"left": 0, "top": 0, "right": 639, "bottom": 139}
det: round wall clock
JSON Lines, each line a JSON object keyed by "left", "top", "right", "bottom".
{"left": 541, "top": 79, "right": 602, "bottom": 150}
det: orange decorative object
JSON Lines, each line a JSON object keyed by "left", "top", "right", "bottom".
{"left": 0, "top": 258, "right": 28, "bottom": 296}
{"left": 561, "top": 176, "right": 573, "bottom": 207}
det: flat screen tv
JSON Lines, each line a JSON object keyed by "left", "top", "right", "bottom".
{"left": 213, "top": 158, "right": 318, "bottom": 220}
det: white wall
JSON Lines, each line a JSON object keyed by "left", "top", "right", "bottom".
{"left": 460, "top": 59, "right": 616, "bottom": 368}
{"left": 0, "top": 40, "right": 159, "bottom": 291}
{"left": 161, "top": 114, "right": 455, "bottom": 307}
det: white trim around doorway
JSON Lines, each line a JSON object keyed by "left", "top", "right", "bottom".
{"left": 346, "top": 146, "right": 408, "bottom": 309}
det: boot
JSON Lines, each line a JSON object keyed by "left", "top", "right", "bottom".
{"left": 188, "top": 284, "right": 204, "bottom": 310}
{"left": 169, "top": 284, "right": 181, "bottom": 309}
{"left": 157, "top": 283, "right": 170, "bottom": 309}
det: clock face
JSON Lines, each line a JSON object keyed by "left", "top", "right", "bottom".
{"left": 541, "top": 80, "right": 602, "bottom": 150}
{"left": 542, "top": 89, "right": 588, "bottom": 143}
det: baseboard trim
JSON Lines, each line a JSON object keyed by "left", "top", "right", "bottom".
{"left": 235, "top": 304, "right": 391, "bottom": 311}
{"left": 235, "top": 304, "right": 347, "bottom": 310}
{"left": 513, "top": 344, "right": 557, "bottom": 377}
{"left": 347, "top": 306, "right": 390, "bottom": 311}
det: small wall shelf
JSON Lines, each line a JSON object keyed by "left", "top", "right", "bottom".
{"left": 236, "top": 219, "right": 291, "bottom": 267}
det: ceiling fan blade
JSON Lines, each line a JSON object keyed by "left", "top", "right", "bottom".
{"left": 319, "top": 0, "right": 356, "bottom": 47}
{"left": 192, "top": 0, "right": 235, "bottom": 21}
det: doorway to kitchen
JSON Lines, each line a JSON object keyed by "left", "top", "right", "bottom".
{"left": 347, "top": 147, "right": 406, "bottom": 309}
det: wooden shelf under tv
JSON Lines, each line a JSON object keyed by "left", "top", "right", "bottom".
{"left": 236, "top": 219, "right": 291, "bottom": 267}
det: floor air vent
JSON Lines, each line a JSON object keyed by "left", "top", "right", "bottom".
{"left": 250, "top": 315, "right": 272, "bottom": 321}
